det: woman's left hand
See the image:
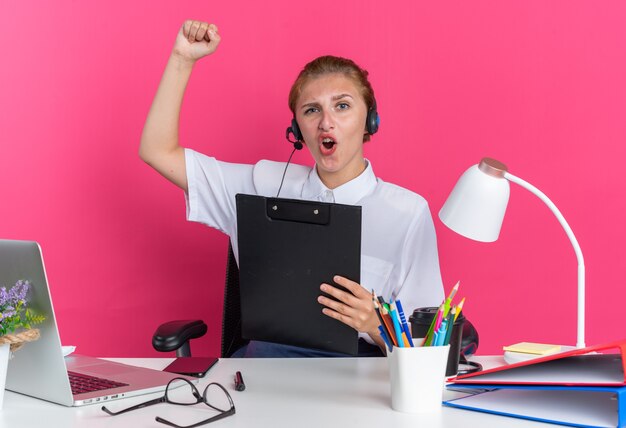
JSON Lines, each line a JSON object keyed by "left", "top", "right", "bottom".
{"left": 318, "top": 276, "right": 379, "bottom": 337}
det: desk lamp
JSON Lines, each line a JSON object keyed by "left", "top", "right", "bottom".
{"left": 438, "top": 158, "right": 585, "bottom": 354}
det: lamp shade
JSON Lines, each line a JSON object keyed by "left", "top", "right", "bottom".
{"left": 439, "top": 161, "right": 510, "bottom": 242}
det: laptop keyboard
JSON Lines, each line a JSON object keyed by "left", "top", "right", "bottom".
{"left": 68, "top": 371, "right": 129, "bottom": 395}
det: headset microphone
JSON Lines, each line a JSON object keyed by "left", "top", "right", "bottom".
{"left": 278, "top": 122, "right": 304, "bottom": 197}
{"left": 285, "top": 121, "right": 303, "bottom": 150}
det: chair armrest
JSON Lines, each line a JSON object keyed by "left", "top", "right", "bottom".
{"left": 152, "top": 320, "right": 208, "bottom": 354}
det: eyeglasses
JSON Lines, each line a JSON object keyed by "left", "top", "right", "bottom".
{"left": 101, "top": 377, "right": 235, "bottom": 428}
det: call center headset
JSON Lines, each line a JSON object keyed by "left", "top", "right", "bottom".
{"left": 285, "top": 99, "right": 380, "bottom": 150}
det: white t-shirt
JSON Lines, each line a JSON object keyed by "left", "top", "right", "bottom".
{"left": 184, "top": 148, "right": 444, "bottom": 342}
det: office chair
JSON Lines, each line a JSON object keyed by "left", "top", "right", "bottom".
{"left": 152, "top": 242, "right": 249, "bottom": 358}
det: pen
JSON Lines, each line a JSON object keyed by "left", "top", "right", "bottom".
{"left": 394, "top": 300, "right": 414, "bottom": 347}
{"left": 437, "top": 319, "right": 448, "bottom": 346}
{"left": 235, "top": 371, "right": 246, "bottom": 391}
{"left": 378, "top": 325, "right": 393, "bottom": 351}
{"left": 389, "top": 302, "right": 405, "bottom": 347}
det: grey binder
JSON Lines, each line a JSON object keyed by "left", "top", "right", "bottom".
{"left": 236, "top": 194, "right": 360, "bottom": 355}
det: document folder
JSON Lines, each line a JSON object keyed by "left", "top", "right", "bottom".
{"left": 236, "top": 194, "right": 360, "bottom": 355}
{"left": 444, "top": 384, "right": 626, "bottom": 428}
{"left": 450, "top": 339, "right": 626, "bottom": 386}
{"left": 444, "top": 339, "right": 626, "bottom": 427}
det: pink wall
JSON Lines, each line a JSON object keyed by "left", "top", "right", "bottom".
{"left": 1, "top": 1, "right": 625, "bottom": 357}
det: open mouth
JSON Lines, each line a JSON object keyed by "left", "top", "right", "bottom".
{"left": 320, "top": 137, "right": 337, "bottom": 154}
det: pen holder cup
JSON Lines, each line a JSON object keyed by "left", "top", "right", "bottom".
{"left": 409, "top": 307, "right": 465, "bottom": 377}
{"left": 387, "top": 344, "right": 450, "bottom": 413}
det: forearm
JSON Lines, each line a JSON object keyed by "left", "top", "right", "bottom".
{"left": 139, "top": 54, "right": 195, "bottom": 163}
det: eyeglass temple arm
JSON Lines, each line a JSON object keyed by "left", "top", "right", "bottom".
{"left": 156, "top": 407, "right": 236, "bottom": 428}
{"left": 102, "top": 395, "right": 167, "bottom": 416}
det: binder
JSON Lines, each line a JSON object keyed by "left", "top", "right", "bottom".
{"left": 444, "top": 384, "right": 626, "bottom": 428}
{"left": 236, "top": 194, "right": 360, "bottom": 355}
{"left": 451, "top": 339, "right": 626, "bottom": 386}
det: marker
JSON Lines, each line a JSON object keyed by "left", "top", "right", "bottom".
{"left": 235, "top": 371, "right": 246, "bottom": 391}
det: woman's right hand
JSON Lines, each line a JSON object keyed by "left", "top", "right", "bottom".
{"left": 172, "top": 20, "right": 221, "bottom": 63}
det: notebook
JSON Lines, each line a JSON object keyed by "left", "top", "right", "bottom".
{"left": 1, "top": 239, "right": 198, "bottom": 407}
{"left": 236, "top": 194, "right": 360, "bottom": 355}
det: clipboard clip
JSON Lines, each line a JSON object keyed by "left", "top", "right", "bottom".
{"left": 266, "top": 198, "right": 330, "bottom": 225}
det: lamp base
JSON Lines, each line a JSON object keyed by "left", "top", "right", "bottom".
{"left": 503, "top": 345, "right": 576, "bottom": 364}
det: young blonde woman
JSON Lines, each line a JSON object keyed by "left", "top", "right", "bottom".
{"left": 140, "top": 20, "right": 444, "bottom": 357}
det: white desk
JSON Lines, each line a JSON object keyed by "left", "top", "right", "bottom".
{"left": 2, "top": 356, "right": 553, "bottom": 427}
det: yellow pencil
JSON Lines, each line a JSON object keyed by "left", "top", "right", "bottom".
{"left": 453, "top": 297, "right": 466, "bottom": 322}
{"left": 401, "top": 331, "right": 411, "bottom": 347}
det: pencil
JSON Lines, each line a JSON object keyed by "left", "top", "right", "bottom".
{"left": 371, "top": 291, "right": 387, "bottom": 327}
{"left": 443, "top": 281, "right": 460, "bottom": 316}
{"left": 380, "top": 305, "right": 399, "bottom": 347}
{"left": 373, "top": 297, "right": 395, "bottom": 347}
{"left": 453, "top": 297, "right": 466, "bottom": 323}
{"left": 434, "top": 304, "right": 444, "bottom": 332}
{"left": 424, "top": 304, "right": 443, "bottom": 346}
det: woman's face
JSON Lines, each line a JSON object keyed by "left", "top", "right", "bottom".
{"left": 295, "top": 73, "right": 368, "bottom": 189}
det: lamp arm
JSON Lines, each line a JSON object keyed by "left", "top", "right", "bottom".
{"left": 504, "top": 171, "right": 585, "bottom": 348}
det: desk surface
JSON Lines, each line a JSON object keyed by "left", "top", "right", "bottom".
{"left": 2, "top": 356, "right": 553, "bottom": 427}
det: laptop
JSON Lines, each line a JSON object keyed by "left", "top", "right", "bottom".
{"left": 1, "top": 239, "right": 198, "bottom": 406}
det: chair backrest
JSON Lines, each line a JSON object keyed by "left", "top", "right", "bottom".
{"left": 220, "top": 241, "right": 249, "bottom": 357}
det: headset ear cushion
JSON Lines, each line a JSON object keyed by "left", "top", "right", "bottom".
{"left": 291, "top": 118, "right": 303, "bottom": 142}
{"left": 366, "top": 98, "right": 380, "bottom": 135}
{"left": 366, "top": 110, "right": 380, "bottom": 135}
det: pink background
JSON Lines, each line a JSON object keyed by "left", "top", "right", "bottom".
{"left": 1, "top": 1, "right": 625, "bottom": 357}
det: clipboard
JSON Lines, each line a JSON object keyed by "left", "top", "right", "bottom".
{"left": 444, "top": 383, "right": 626, "bottom": 428}
{"left": 235, "top": 194, "right": 360, "bottom": 355}
{"left": 450, "top": 339, "right": 626, "bottom": 386}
